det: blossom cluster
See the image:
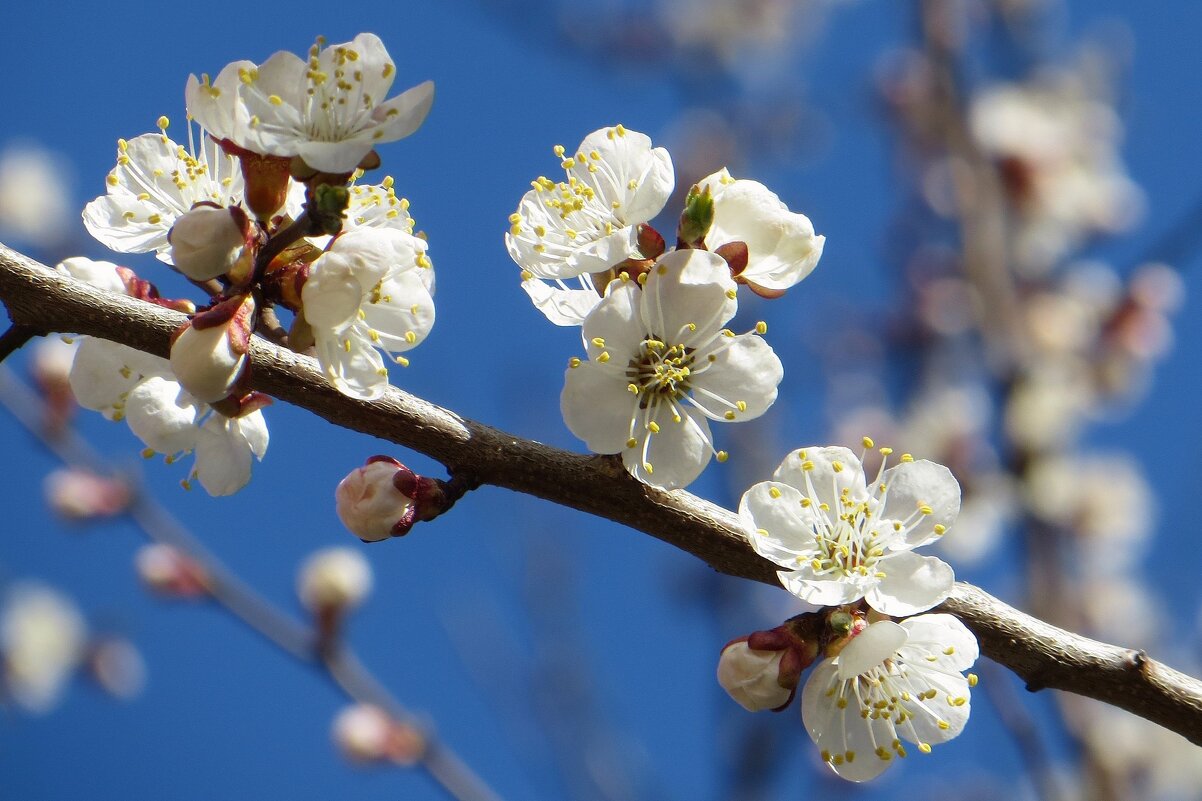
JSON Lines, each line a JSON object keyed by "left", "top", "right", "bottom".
{"left": 717, "top": 441, "right": 979, "bottom": 781}
{"left": 507, "top": 124, "right": 824, "bottom": 489}
{"left": 59, "top": 33, "right": 437, "bottom": 495}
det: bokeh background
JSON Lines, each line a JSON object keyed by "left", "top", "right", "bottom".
{"left": 2, "top": 1, "right": 1202, "bottom": 799}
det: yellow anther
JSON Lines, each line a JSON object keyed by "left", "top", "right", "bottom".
{"left": 968, "top": 673, "right": 978, "bottom": 687}
{"left": 725, "top": 289, "right": 737, "bottom": 300}
{"left": 937, "top": 719, "right": 950, "bottom": 730}
{"left": 836, "top": 698, "right": 848, "bottom": 709}
{"left": 918, "top": 742, "right": 932, "bottom": 754}
{"left": 832, "top": 461, "right": 844, "bottom": 473}
{"left": 723, "top": 411, "right": 736, "bottom": 421}
{"left": 597, "top": 351, "right": 611, "bottom": 363}
{"left": 647, "top": 421, "right": 660, "bottom": 434}
{"left": 755, "top": 321, "right": 767, "bottom": 335}
{"left": 943, "top": 647, "right": 955, "bottom": 655}
{"left": 626, "top": 437, "right": 638, "bottom": 448}
{"left": 769, "top": 487, "right": 782, "bottom": 499}
{"left": 900, "top": 453, "right": 914, "bottom": 463}
{"left": 591, "top": 337, "right": 605, "bottom": 347}
{"left": 934, "top": 524, "right": 947, "bottom": 535}
{"left": 569, "top": 357, "right": 582, "bottom": 368}
{"left": 395, "top": 356, "right": 410, "bottom": 367}
{"left": 627, "top": 383, "right": 639, "bottom": 394}
{"left": 140, "top": 448, "right": 155, "bottom": 459}
{"left": 802, "top": 460, "right": 815, "bottom": 471}
{"left": 862, "top": 436, "right": 875, "bottom": 448}
{"left": 800, "top": 498, "right": 812, "bottom": 508}
{"left": 643, "top": 462, "right": 653, "bottom": 474}
{"left": 716, "top": 451, "right": 729, "bottom": 463}
{"left": 919, "top": 505, "right": 933, "bottom": 515}
{"left": 268, "top": 94, "right": 283, "bottom": 106}
{"left": 736, "top": 400, "right": 747, "bottom": 412}
{"left": 508, "top": 212, "right": 522, "bottom": 224}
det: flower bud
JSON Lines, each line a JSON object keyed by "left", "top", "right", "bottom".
{"left": 168, "top": 204, "right": 252, "bottom": 281}
{"left": 43, "top": 468, "right": 131, "bottom": 520}
{"left": 297, "top": 548, "right": 373, "bottom": 614}
{"left": 717, "top": 639, "right": 796, "bottom": 712}
{"left": 678, "top": 184, "right": 715, "bottom": 246}
{"left": 336, "top": 457, "right": 450, "bottom": 541}
{"left": 87, "top": 637, "right": 146, "bottom": 700}
{"left": 332, "top": 704, "right": 426, "bottom": 765}
{"left": 169, "top": 294, "right": 254, "bottom": 403}
{"left": 134, "top": 544, "right": 210, "bottom": 598}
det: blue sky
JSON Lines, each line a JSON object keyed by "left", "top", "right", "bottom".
{"left": 3, "top": 1, "right": 1202, "bottom": 799}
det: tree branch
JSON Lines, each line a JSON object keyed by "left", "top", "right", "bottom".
{"left": 3, "top": 241, "right": 1201, "bottom": 745}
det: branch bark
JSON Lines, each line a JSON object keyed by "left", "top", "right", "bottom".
{"left": 3, "top": 242, "right": 1202, "bottom": 745}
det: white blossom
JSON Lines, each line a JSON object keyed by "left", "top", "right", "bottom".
{"left": 741, "top": 444, "right": 959, "bottom": 615}
{"left": 0, "top": 583, "right": 87, "bottom": 714}
{"left": 562, "top": 248, "right": 782, "bottom": 490}
{"left": 696, "top": 167, "right": 824, "bottom": 294}
{"left": 301, "top": 227, "right": 435, "bottom": 400}
{"left": 802, "top": 615, "right": 977, "bottom": 781}
{"left": 201, "top": 33, "right": 434, "bottom": 175}
{"left": 82, "top": 121, "right": 244, "bottom": 263}
{"left": 508, "top": 124, "right": 673, "bottom": 326}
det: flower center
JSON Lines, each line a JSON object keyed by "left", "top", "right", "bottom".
{"left": 627, "top": 337, "right": 694, "bottom": 407}
{"left": 808, "top": 491, "right": 887, "bottom": 580}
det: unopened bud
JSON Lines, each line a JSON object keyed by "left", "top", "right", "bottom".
{"left": 336, "top": 457, "right": 449, "bottom": 541}
{"left": 87, "top": 637, "right": 146, "bottom": 700}
{"left": 168, "top": 204, "right": 252, "bottom": 281}
{"left": 717, "top": 638, "right": 796, "bottom": 712}
{"left": 297, "top": 547, "right": 373, "bottom": 614}
{"left": 333, "top": 704, "right": 427, "bottom": 765}
{"left": 169, "top": 294, "right": 254, "bottom": 403}
{"left": 236, "top": 150, "right": 293, "bottom": 220}
{"left": 134, "top": 544, "right": 210, "bottom": 598}
{"left": 44, "top": 468, "right": 131, "bottom": 520}
{"left": 677, "top": 184, "right": 715, "bottom": 246}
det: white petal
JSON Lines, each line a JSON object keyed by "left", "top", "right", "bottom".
{"left": 194, "top": 415, "right": 258, "bottom": 496}
{"left": 520, "top": 276, "right": 600, "bottom": 326}
{"left": 69, "top": 338, "right": 168, "bottom": 419}
{"left": 739, "top": 481, "right": 819, "bottom": 566}
{"left": 582, "top": 278, "right": 642, "bottom": 359}
{"left": 314, "top": 328, "right": 389, "bottom": 400}
{"left": 801, "top": 660, "right": 897, "bottom": 782}
{"left": 893, "top": 669, "right": 971, "bottom": 745}
{"left": 56, "top": 257, "right": 126, "bottom": 293}
{"left": 568, "top": 126, "right": 673, "bottom": 225}
{"left": 560, "top": 360, "right": 638, "bottom": 454}
{"left": 868, "top": 551, "right": 955, "bottom": 616}
{"left": 778, "top": 571, "right": 867, "bottom": 608}
{"left": 880, "top": 459, "right": 961, "bottom": 548}
{"left": 622, "top": 406, "right": 712, "bottom": 490}
{"left": 303, "top": 252, "right": 364, "bottom": 330}
{"left": 370, "top": 80, "right": 436, "bottom": 144}
{"left": 772, "top": 446, "right": 869, "bottom": 512}
{"left": 688, "top": 334, "right": 782, "bottom": 421}
{"left": 705, "top": 179, "right": 823, "bottom": 291}
{"left": 837, "top": 621, "right": 907, "bottom": 679}
{"left": 898, "top": 613, "right": 979, "bottom": 672}
{"left": 640, "top": 249, "right": 735, "bottom": 342}
{"left": 360, "top": 272, "right": 435, "bottom": 353}
{"left": 124, "top": 377, "right": 202, "bottom": 454}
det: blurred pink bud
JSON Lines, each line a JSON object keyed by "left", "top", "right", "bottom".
{"left": 43, "top": 468, "right": 131, "bottom": 520}
{"left": 332, "top": 704, "right": 426, "bottom": 765}
{"left": 87, "top": 637, "right": 146, "bottom": 700}
{"left": 297, "top": 548, "right": 373, "bottom": 614}
{"left": 134, "top": 544, "right": 210, "bottom": 598}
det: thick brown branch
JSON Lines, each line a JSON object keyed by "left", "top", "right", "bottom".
{"left": 3, "top": 242, "right": 1201, "bottom": 745}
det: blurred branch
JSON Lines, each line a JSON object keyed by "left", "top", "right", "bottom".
{"left": 3, "top": 243, "right": 1202, "bottom": 746}
{"left": 0, "top": 357, "right": 503, "bottom": 801}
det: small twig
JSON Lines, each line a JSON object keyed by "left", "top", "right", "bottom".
{"left": 0, "top": 363, "right": 504, "bottom": 801}
{"left": 0, "top": 324, "right": 38, "bottom": 363}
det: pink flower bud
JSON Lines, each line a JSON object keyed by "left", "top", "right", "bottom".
{"left": 332, "top": 704, "right": 426, "bottom": 765}
{"left": 717, "top": 639, "right": 796, "bottom": 712}
{"left": 134, "top": 544, "right": 210, "bottom": 598}
{"left": 296, "top": 548, "right": 373, "bottom": 613}
{"left": 43, "top": 468, "right": 131, "bottom": 520}
{"left": 169, "top": 294, "right": 254, "bottom": 403}
{"left": 335, "top": 457, "right": 419, "bottom": 541}
{"left": 168, "top": 204, "right": 252, "bottom": 281}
